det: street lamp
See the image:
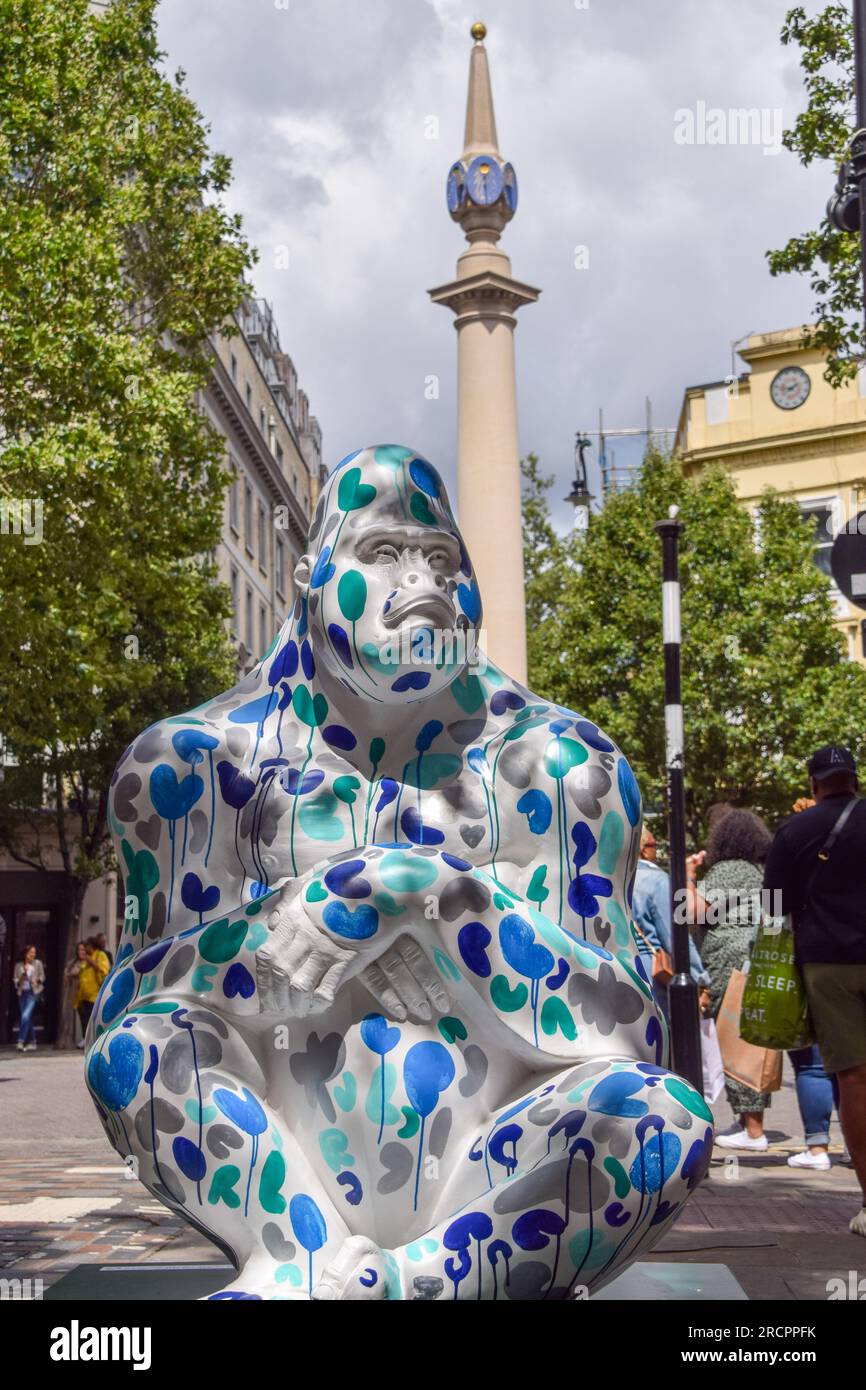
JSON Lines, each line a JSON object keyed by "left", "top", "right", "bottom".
{"left": 827, "top": 2, "right": 866, "bottom": 339}
{"left": 565, "top": 432, "right": 593, "bottom": 531}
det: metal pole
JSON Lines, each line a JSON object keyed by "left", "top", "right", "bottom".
{"left": 654, "top": 507, "right": 702, "bottom": 1092}
{"left": 853, "top": 0, "right": 866, "bottom": 338}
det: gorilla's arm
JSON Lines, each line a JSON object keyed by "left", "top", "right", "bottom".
{"left": 258, "top": 846, "right": 661, "bottom": 1068}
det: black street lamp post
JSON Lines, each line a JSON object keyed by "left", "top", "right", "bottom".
{"left": 654, "top": 508, "right": 702, "bottom": 1092}
{"left": 828, "top": 2, "right": 866, "bottom": 339}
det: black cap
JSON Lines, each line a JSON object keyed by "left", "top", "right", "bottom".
{"left": 807, "top": 745, "right": 858, "bottom": 781}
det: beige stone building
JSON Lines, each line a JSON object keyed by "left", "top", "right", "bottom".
{"left": 675, "top": 327, "right": 866, "bottom": 661}
{"left": 205, "top": 296, "right": 324, "bottom": 671}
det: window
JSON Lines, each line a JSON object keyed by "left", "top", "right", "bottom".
{"left": 799, "top": 499, "right": 836, "bottom": 579}
{"left": 229, "top": 475, "right": 239, "bottom": 534}
{"left": 260, "top": 603, "right": 267, "bottom": 656}
{"left": 260, "top": 407, "right": 266, "bottom": 435}
{"left": 257, "top": 502, "right": 267, "bottom": 572}
{"left": 230, "top": 353, "right": 237, "bottom": 383}
{"left": 245, "top": 586, "right": 254, "bottom": 648}
{"left": 230, "top": 566, "right": 239, "bottom": 635}
{"left": 276, "top": 441, "right": 284, "bottom": 470}
{"left": 244, "top": 481, "right": 254, "bottom": 554}
{"left": 292, "top": 471, "right": 298, "bottom": 495}
{"left": 276, "top": 537, "right": 286, "bottom": 597}
{"left": 245, "top": 381, "right": 252, "bottom": 411}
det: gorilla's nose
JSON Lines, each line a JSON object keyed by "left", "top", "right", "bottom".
{"left": 404, "top": 569, "right": 447, "bottom": 591}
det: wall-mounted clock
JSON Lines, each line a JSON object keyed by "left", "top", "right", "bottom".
{"left": 466, "top": 153, "right": 503, "bottom": 207}
{"left": 446, "top": 162, "right": 466, "bottom": 214}
{"left": 770, "top": 365, "right": 811, "bottom": 410}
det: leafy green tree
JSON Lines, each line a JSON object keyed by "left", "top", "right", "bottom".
{"left": 767, "top": 3, "right": 864, "bottom": 385}
{"left": 0, "top": 0, "right": 254, "bottom": 1024}
{"left": 523, "top": 451, "right": 866, "bottom": 842}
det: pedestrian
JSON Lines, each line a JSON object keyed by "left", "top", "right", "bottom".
{"left": 63, "top": 941, "right": 89, "bottom": 1049}
{"left": 698, "top": 806, "right": 774, "bottom": 1152}
{"left": 94, "top": 931, "right": 114, "bottom": 969}
{"left": 632, "top": 825, "right": 710, "bottom": 1020}
{"left": 72, "top": 937, "right": 110, "bottom": 1041}
{"left": 763, "top": 746, "right": 866, "bottom": 1237}
{"left": 13, "top": 944, "right": 45, "bottom": 1052}
{"left": 787, "top": 1044, "right": 840, "bottom": 1171}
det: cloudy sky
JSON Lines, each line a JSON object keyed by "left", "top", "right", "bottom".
{"left": 157, "top": 0, "right": 830, "bottom": 529}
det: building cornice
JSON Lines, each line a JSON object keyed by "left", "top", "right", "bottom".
{"left": 678, "top": 419, "right": 866, "bottom": 475}
{"left": 208, "top": 357, "right": 309, "bottom": 546}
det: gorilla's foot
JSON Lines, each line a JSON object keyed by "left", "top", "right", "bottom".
{"left": 312, "top": 1235, "right": 388, "bottom": 1301}
{"left": 202, "top": 1257, "right": 310, "bottom": 1302}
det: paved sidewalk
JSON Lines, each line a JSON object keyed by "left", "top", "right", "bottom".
{"left": 0, "top": 1047, "right": 862, "bottom": 1298}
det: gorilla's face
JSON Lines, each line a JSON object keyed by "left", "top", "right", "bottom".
{"left": 297, "top": 446, "right": 483, "bottom": 706}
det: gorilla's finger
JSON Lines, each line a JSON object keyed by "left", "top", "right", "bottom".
{"left": 396, "top": 937, "right": 450, "bottom": 1014}
{"left": 378, "top": 948, "right": 431, "bottom": 1020}
{"left": 359, "top": 962, "right": 407, "bottom": 1021}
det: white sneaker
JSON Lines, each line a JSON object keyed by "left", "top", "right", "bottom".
{"left": 842, "top": 1148, "right": 852, "bottom": 1164}
{"left": 15, "top": 1041, "right": 24, "bottom": 1052}
{"left": 714, "top": 1130, "right": 768, "bottom": 1152}
{"left": 25, "top": 1042, "right": 36, "bottom": 1052}
{"left": 787, "top": 1149, "right": 831, "bottom": 1171}
{"left": 850, "top": 1208, "right": 866, "bottom": 1238}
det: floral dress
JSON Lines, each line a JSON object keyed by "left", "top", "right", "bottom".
{"left": 699, "top": 858, "right": 771, "bottom": 1117}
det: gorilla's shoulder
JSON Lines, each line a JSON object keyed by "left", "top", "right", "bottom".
{"left": 109, "top": 667, "right": 263, "bottom": 813}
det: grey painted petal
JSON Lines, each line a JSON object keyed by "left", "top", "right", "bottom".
{"left": 412, "top": 1276, "right": 444, "bottom": 1300}
{"left": 134, "top": 1098, "right": 185, "bottom": 1152}
{"left": 439, "top": 876, "right": 491, "bottom": 921}
{"left": 147, "top": 892, "right": 166, "bottom": 940}
{"left": 377, "top": 1142, "right": 413, "bottom": 1194}
{"left": 136, "top": 814, "right": 162, "bottom": 851}
{"left": 458, "top": 1044, "right": 488, "bottom": 1098}
{"left": 164, "top": 945, "right": 196, "bottom": 989}
{"left": 460, "top": 825, "right": 485, "bottom": 849}
{"left": 114, "top": 774, "right": 142, "bottom": 822}
{"left": 226, "top": 727, "right": 250, "bottom": 758}
{"left": 133, "top": 727, "right": 170, "bottom": 765}
{"left": 206, "top": 1124, "right": 245, "bottom": 1158}
{"left": 428, "top": 1107, "right": 452, "bottom": 1159}
{"left": 447, "top": 719, "right": 487, "bottom": 746}
{"left": 160, "top": 1030, "right": 223, "bottom": 1095}
{"left": 506, "top": 1261, "right": 551, "bottom": 1301}
{"left": 188, "top": 810, "right": 208, "bottom": 856}
{"left": 262, "top": 1222, "right": 296, "bottom": 1262}
{"left": 498, "top": 743, "right": 534, "bottom": 790}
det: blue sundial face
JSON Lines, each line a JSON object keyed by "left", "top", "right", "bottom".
{"left": 503, "top": 162, "right": 518, "bottom": 213}
{"left": 466, "top": 153, "right": 503, "bottom": 207}
{"left": 446, "top": 162, "right": 466, "bottom": 214}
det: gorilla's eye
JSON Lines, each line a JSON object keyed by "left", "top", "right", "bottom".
{"left": 375, "top": 543, "right": 400, "bottom": 564}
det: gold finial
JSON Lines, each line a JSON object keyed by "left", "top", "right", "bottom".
{"left": 470, "top": 21, "right": 486, "bottom": 42}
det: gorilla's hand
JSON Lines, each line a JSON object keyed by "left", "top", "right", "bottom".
{"left": 257, "top": 891, "right": 357, "bottom": 1016}
{"left": 358, "top": 934, "right": 450, "bottom": 1023}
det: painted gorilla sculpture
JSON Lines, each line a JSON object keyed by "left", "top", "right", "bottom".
{"left": 86, "top": 444, "right": 712, "bottom": 1301}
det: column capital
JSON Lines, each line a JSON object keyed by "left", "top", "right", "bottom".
{"left": 428, "top": 270, "right": 540, "bottom": 326}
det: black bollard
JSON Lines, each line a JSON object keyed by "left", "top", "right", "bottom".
{"left": 654, "top": 508, "right": 702, "bottom": 1092}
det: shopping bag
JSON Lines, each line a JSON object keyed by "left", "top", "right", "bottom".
{"left": 715, "top": 967, "right": 783, "bottom": 1093}
{"left": 700, "top": 1016, "right": 724, "bottom": 1103}
{"left": 739, "top": 918, "right": 813, "bottom": 1051}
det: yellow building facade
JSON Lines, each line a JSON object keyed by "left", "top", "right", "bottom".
{"left": 675, "top": 327, "right": 866, "bottom": 661}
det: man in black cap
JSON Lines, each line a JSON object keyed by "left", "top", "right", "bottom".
{"left": 764, "top": 745, "right": 866, "bottom": 1237}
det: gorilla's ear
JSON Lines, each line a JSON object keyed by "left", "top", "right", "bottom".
{"left": 294, "top": 553, "right": 312, "bottom": 596}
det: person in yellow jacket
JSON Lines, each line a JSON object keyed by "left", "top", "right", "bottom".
{"left": 72, "top": 937, "right": 110, "bottom": 1038}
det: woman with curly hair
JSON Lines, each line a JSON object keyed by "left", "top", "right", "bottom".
{"left": 696, "top": 806, "right": 774, "bottom": 1152}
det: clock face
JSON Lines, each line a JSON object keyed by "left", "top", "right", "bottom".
{"left": 446, "top": 162, "right": 466, "bottom": 214}
{"left": 770, "top": 365, "right": 811, "bottom": 410}
{"left": 466, "top": 153, "right": 503, "bottom": 207}
{"left": 503, "top": 162, "right": 518, "bottom": 213}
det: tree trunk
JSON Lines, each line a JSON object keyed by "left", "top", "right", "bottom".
{"left": 54, "top": 876, "right": 88, "bottom": 1050}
